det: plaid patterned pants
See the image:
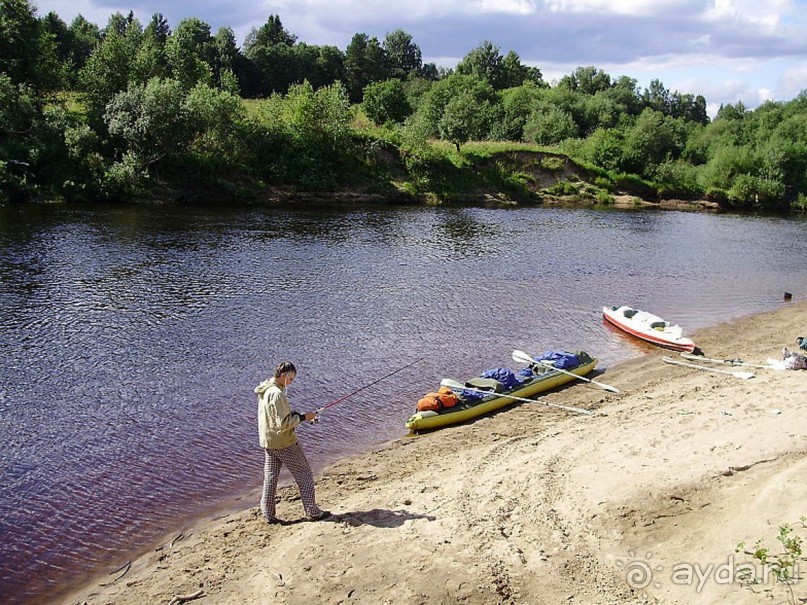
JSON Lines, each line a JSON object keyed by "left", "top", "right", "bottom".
{"left": 261, "top": 442, "right": 322, "bottom": 520}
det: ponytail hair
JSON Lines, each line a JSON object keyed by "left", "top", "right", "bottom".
{"left": 274, "top": 361, "right": 297, "bottom": 379}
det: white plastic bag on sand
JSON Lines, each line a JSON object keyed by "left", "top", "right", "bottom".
{"left": 768, "top": 347, "right": 807, "bottom": 371}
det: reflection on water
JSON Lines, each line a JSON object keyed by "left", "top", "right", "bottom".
{"left": 0, "top": 203, "right": 805, "bottom": 604}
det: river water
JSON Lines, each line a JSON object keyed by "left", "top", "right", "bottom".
{"left": 0, "top": 202, "right": 805, "bottom": 603}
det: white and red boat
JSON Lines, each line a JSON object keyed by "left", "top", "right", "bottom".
{"left": 602, "top": 305, "right": 697, "bottom": 353}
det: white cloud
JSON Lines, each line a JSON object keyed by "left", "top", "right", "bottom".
{"left": 778, "top": 64, "right": 807, "bottom": 98}
{"left": 542, "top": 0, "right": 691, "bottom": 16}
{"left": 473, "top": 0, "right": 536, "bottom": 14}
{"left": 703, "top": 0, "right": 802, "bottom": 31}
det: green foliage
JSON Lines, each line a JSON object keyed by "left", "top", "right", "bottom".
{"left": 362, "top": 79, "right": 412, "bottom": 125}
{"left": 541, "top": 155, "right": 566, "bottom": 171}
{"left": 524, "top": 105, "right": 578, "bottom": 145}
{"left": 558, "top": 66, "right": 612, "bottom": 95}
{"left": 455, "top": 41, "right": 542, "bottom": 90}
{"left": 496, "top": 81, "right": 546, "bottom": 140}
{"left": 654, "top": 159, "right": 700, "bottom": 198}
{"left": 436, "top": 79, "right": 502, "bottom": 151}
{"left": 243, "top": 14, "right": 296, "bottom": 49}
{"left": 416, "top": 73, "right": 503, "bottom": 145}
{"left": 102, "top": 150, "right": 149, "bottom": 199}
{"left": 184, "top": 83, "right": 247, "bottom": 164}
{"left": 0, "top": 72, "right": 42, "bottom": 200}
{"left": 1, "top": 0, "right": 61, "bottom": 89}
{"left": 344, "top": 33, "right": 388, "bottom": 102}
{"left": 545, "top": 179, "right": 580, "bottom": 196}
{"left": 383, "top": 30, "right": 422, "bottom": 80}
{"left": 78, "top": 26, "right": 139, "bottom": 125}
{"left": 578, "top": 128, "right": 625, "bottom": 172}
{"left": 621, "top": 108, "right": 687, "bottom": 176}
{"left": 258, "top": 80, "right": 354, "bottom": 187}
{"left": 105, "top": 77, "right": 190, "bottom": 168}
{"left": 45, "top": 15, "right": 100, "bottom": 89}
{"left": 164, "top": 18, "right": 215, "bottom": 90}
{"left": 736, "top": 520, "right": 806, "bottom": 604}
{"left": 4, "top": 5, "right": 807, "bottom": 209}
{"left": 595, "top": 189, "right": 613, "bottom": 204}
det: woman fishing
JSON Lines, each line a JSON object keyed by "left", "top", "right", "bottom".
{"left": 255, "top": 361, "right": 330, "bottom": 524}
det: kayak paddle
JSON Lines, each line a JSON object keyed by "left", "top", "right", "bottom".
{"left": 439, "top": 378, "right": 593, "bottom": 416}
{"left": 662, "top": 356, "right": 755, "bottom": 379}
{"left": 511, "top": 350, "right": 620, "bottom": 393}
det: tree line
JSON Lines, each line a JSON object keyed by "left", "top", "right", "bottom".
{"left": 1, "top": 0, "right": 806, "bottom": 211}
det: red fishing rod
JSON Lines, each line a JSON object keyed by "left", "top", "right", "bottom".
{"left": 312, "top": 357, "right": 424, "bottom": 420}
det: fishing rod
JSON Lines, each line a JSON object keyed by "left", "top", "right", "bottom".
{"left": 312, "top": 357, "right": 424, "bottom": 420}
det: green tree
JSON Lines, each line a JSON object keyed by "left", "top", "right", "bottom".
{"left": 558, "top": 66, "right": 611, "bottom": 95}
{"left": 606, "top": 75, "right": 643, "bottom": 116}
{"left": 436, "top": 78, "right": 501, "bottom": 150}
{"left": 524, "top": 105, "right": 578, "bottom": 145}
{"left": 383, "top": 29, "right": 421, "bottom": 79}
{"left": 0, "top": 72, "right": 40, "bottom": 200}
{"left": 247, "top": 42, "right": 299, "bottom": 95}
{"left": 669, "top": 91, "right": 708, "bottom": 124}
{"left": 103, "top": 10, "right": 137, "bottom": 37}
{"left": 456, "top": 41, "right": 541, "bottom": 90}
{"left": 622, "top": 108, "right": 687, "bottom": 175}
{"left": 496, "top": 80, "right": 547, "bottom": 140}
{"left": 184, "top": 83, "right": 246, "bottom": 165}
{"left": 499, "top": 50, "right": 543, "bottom": 88}
{"left": 417, "top": 73, "right": 473, "bottom": 137}
{"left": 582, "top": 92, "right": 624, "bottom": 131}
{"left": 362, "top": 79, "right": 412, "bottom": 125}
{"left": 243, "top": 14, "right": 296, "bottom": 50}
{"left": 417, "top": 73, "right": 503, "bottom": 141}
{"left": 700, "top": 144, "right": 755, "bottom": 193}
{"left": 456, "top": 41, "right": 501, "bottom": 87}
{"left": 78, "top": 25, "right": 139, "bottom": 124}
{"left": 66, "top": 15, "right": 101, "bottom": 75}
{"left": 212, "top": 26, "right": 241, "bottom": 92}
{"left": 105, "top": 77, "right": 191, "bottom": 170}
{"left": 344, "top": 32, "right": 388, "bottom": 102}
{"left": 642, "top": 79, "right": 671, "bottom": 115}
{"left": 716, "top": 100, "right": 747, "bottom": 121}
{"left": 0, "top": 0, "right": 60, "bottom": 89}
{"left": 132, "top": 13, "right": 170, "bottom": 83}
{"left": 260, "top": 80, "right": 353, "bottom": 186}
{"left": 580, "top": 128, "right": 626, "bottom": 172}
{"left": 419, "top": 62, "right": 439, "bottom": 80}
{"left": 165, "top": 17, "right": 215, "bottom": 90}
{"left": 40, "top": 11, "right": 70, "bottom": 63}
{"left": 401, "top": 73, "right": 435, "bottom": 112}
{"left": 310, "top": 45, "right": 345, "bottom": 89}
{"left": 243, "top": 16, "right": 329, "bottom": 96}
{"left": 543, "top": 85, "right": 591, "bottom": 134}
{"left": 289, "top": 43, "right": 345, "bottom": 90}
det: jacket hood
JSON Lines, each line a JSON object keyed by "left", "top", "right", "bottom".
{"left": 255, "top": 377, "right": 278, "bottom": 395}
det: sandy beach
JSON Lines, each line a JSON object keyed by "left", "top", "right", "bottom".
{"left": 62, "top": 301, "right": 807, "bottom": 605}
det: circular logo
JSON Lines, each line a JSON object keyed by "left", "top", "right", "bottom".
{"left": 625, "top": 559, "right": 654, "bottom": 589}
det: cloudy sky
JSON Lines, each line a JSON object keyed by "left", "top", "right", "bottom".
{"left": 32, "top": 0, "right": 807, "bottom": 116}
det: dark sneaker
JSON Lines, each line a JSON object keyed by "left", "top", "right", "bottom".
{"left": 307, "top": 510, "right": 331, "bottom": 521}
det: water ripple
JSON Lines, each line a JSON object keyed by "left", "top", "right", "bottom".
{"left": 0, "top": 203, "right": 805, "bottom": 603}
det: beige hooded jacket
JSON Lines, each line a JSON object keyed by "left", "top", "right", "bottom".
{"left": 256, "top": 377, "right": 301, "bottom": 449}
